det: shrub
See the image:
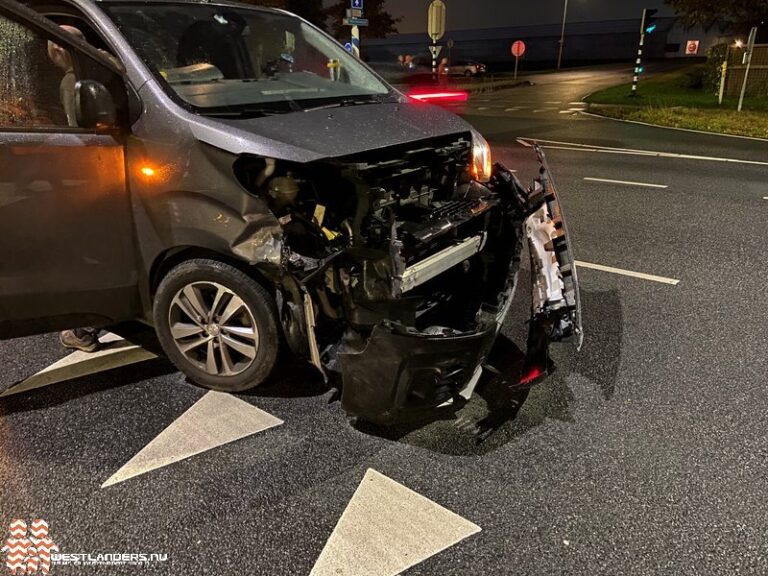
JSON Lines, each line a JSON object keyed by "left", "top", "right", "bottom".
{"left": 704, "top": 42, "right": 728, "bottom": 94}
{"left": 679, "top": 65, "right": 705, "bottom": 89}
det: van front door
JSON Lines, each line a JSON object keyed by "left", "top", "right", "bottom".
{"left": 0, "top": 2, "right": 138, "bottom": 338}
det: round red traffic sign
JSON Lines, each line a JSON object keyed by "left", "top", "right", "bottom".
{"left": 511, "top": 40, "right": 526, "bottom": 58}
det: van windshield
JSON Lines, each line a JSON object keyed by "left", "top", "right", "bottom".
{"left": 102, "top": 3, "right": 392, "bottom": 116}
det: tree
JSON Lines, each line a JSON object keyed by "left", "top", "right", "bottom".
{"left": 325, "top": 0, "right": 402, "bottom": 40}
{"left": 243, "top": 0, "right": 328, "bottom": 30}
{"left": 666, "top": 0, "right": 767, "bottom": 40}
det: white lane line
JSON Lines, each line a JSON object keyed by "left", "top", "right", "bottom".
{"left": 532, "top": 108, "right": 557, "bottom": 113}
{"left": 544, "top": 101, "right": 562, "bottom": 104}
{"left": 576, "top": 261, "right": 680, "bottom": 285}
{"left": 310, "top": 469, "right": 481, "bottom": 576}
{"left": 0, "top": 334, "right": 156, "bottom": 397}
{"left": 101, "top": 391, "right": 283, "bottom": 487}
{"left": 763, "top": 197, "right": 768, "bottom": 200}
{"left": 516, "top": 137, "right": 768, "bottom": 167}
{"left": 516, "top": 137, "right": 533, "bottom": 148}
{"left": 477, "top": 106, "right": 490, "bottom": 110}
{"left": 584, "top": 177, "right": 668, "bottom": 189}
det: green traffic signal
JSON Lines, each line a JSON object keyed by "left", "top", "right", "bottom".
{"left": 644, "top": 8, "right": 658, "bottom": 34}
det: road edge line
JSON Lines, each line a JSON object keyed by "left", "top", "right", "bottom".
{"left": 578, "top": 110, "right": 768, "bottom": 144}
{"left": 575, "top": 261, "right": 680, "bottom": 285}
{"left": 517, "top": 137, "right": 768, "bottom": 166}
{"left": 584, "top": 177, "right": 668, "bottom": 189}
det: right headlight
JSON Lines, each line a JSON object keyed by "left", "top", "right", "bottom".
{"left": 471, "top": 131, "right": 493, "bottom": 182}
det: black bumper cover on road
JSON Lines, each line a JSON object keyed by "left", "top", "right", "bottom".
{"left": 340, "top": 323, "right": 498, "bottom": 424}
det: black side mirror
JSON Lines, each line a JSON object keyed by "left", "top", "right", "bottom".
{"left": 75, "top": 80, "right": 117, "bottom": 129}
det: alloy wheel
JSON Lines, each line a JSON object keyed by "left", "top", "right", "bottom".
{"left": 168, "top": 281, "right": 259, "bottom": 377}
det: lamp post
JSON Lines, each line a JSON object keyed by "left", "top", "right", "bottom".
{"left": 557, "top": 0, "right": 569, "bottom": 70}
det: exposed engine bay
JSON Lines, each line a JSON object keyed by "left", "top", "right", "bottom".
{"left": 236, "top": 136, "right": 582, "bottom": 423}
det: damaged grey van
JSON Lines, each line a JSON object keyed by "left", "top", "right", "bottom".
{"left": 0, "top": 0, "right": 581, "bottom": 423}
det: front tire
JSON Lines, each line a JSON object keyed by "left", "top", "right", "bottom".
{"left": 153, "top": 259, "right": 280, "bottom": 392}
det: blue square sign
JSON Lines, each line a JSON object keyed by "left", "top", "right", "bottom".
{"left": 351, "top": 0, "right": 363, "bottom": 9}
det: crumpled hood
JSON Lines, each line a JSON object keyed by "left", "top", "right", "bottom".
{"left": 188, "top": 102, "right": 473, "bottom": 163}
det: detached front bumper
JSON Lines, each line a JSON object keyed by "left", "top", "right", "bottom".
{"left": 338, "top": 147, "right": 582, "bottom": 424}
{"left": 340, "top": 323, "right": 498, "bottom": 424}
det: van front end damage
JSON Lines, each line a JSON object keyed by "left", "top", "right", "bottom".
{"left": 244, "top": 136, "right": 580, "bottom": 424}
{"left": 337, "top": 148, "right": 581, "bottom": 424}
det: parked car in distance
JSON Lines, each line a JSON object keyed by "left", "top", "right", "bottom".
{"left": 445, "top": 60, "right": 486, "bottom": 77}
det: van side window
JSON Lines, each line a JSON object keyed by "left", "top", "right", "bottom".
{"left": 0, "top": 15, "right": 71, "bottom": 127}
{"left": 0, "top": 15, "right": 126, "bottom": 130}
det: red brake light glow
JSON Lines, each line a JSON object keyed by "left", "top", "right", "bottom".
{"left": 408, "top": 90, "right": 469, "bottom": 103}
{"left": 520, "top": 366, "right": 545, "bottom": 386}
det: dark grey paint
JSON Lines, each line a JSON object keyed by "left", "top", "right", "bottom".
{"left": 0, "top": 0, "right": 481, "bottom": 333}
{"left": 201, "top": 103, "right": 473, "bottom": 162}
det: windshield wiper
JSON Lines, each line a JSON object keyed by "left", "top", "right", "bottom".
{"left": 203, "top": 95, "right": 383, "bottom": 118}
{"left": 204, "top": 107, "right": 284, "bottom": 119}
{"left": 204, "top": 98, "right": 303, "bottom": 119}
{"left": 300, "top": 95, "right": 389, "bottom": 112}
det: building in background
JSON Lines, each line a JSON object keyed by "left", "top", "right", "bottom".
{"left": 364, "top": 17, "right": 731, "bottom": 69}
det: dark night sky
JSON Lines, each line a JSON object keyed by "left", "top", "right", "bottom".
{"left": 375, "top": 0, "right": 676, "bottom": 33}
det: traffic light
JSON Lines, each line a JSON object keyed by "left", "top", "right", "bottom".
{"left": 644, "top": 9, "right": 659, "bottom": 34}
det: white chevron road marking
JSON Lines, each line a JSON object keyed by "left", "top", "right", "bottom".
{"left": 101, "top": 391, "right": 283, "bottom": 487}
{"left": 0, "top": 333, "right": 156, "bottom": 397}
{"left": 310, "top": 469, "right": 481, "bottom": 576}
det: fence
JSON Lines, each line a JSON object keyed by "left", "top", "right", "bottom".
{"left": 723, "top": 44, "right": 768, "bottom": 99}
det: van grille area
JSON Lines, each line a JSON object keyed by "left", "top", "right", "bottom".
{"left": 328, "top": 134, "right": 507, "bottom": 332}
{"left": 338, "top": 133, "right": 494, "bottom": 267}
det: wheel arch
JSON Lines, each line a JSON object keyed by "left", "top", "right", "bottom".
{"left": 149, "top": 246, "right": 278, "bottom": 301}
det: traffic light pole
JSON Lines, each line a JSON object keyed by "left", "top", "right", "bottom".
{"left": 631, "top": 9, "right": 648, "bottom": 96}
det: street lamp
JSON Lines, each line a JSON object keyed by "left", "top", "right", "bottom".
{"left": 557, "top": 0, "right": 569, "bottom": 70}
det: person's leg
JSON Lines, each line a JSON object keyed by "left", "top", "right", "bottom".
{"left": 59, "top": 328, "right": 100, "bottom": 353}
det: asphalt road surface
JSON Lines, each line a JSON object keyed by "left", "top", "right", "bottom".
{"left": 2, "top": 67, "right": 767, "bottom": 576}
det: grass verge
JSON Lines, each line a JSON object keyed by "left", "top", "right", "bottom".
{"left": 589, "top": 104, "right": 768, "bottom": 139}
{"left": 586, "top": 66, "right": 768, "bottom": 139}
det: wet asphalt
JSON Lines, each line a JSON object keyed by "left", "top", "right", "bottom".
{"left": 2, "top": 68, "right": 768, "bottom": 575}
